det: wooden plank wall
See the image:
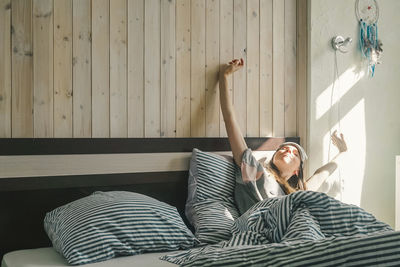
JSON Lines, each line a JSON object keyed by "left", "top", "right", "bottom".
{"left": 0, "top": 0, "right": 307, "bottom": 139}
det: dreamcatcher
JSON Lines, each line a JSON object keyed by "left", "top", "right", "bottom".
{"left": 356, "top": 0, "right": 383, "bottom": 77}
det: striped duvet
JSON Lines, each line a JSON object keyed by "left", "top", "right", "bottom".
{"left": 161, "top": 191, "right": 400, "bottom": 266}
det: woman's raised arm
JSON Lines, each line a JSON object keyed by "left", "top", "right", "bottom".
{"left": 306, "top": 131, "right": 348, "bottom": 191}
{"left": 219, "top": 58, "right": 248, "bottom": 166}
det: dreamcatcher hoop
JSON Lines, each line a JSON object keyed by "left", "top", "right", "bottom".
{"left": 355, "top": 0, "right": 379, "bottom": 24}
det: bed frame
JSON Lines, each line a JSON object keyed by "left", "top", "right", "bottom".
{"left": 0, "top": 137, "right": 299, "bottom": 259}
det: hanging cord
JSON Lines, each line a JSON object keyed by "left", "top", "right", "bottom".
{"left": 328, "top": 50, "right": 343, "bottom": 200}
{"left": 334, "top": 51, "right": 342, "bottom": 133}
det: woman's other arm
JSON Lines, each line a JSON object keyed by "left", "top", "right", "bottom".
{"left": 306, "top": 131, "right": 348, "bottom": 191}
{"left": 219, "top": 59, "right": 248, "bottom": 166}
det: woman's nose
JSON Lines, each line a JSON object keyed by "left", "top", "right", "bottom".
{"left": 286, "top": 147, "right": 295, "bottom": 155}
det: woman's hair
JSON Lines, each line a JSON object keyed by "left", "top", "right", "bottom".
{"left": 267, "top": 159, "right": 307, "bottom": 195}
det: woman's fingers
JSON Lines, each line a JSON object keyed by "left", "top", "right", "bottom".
{"left": 331, "top": 130, "right": 340, "bottom": 141}
{"left": 229, "top": 58, "right": 244, "bottom": 65}
{"left": 330, "top": 130, "right": 347, "bottom": 152}
{"left": 224, "top": 59, "right": 245, "bottom": 76}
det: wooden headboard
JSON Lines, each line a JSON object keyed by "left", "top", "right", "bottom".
{"left": 0, "top": 137, "right": 299, "bottom": 259}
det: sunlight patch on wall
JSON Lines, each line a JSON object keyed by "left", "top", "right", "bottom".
{"left": 319, "top": 98, "right": 366, "bottom": 205}
{"left": 340, "top": 98, "right": 366, "bottom": 206}
{"left": 315, "top": 66, "right": 365, "bottom": 120}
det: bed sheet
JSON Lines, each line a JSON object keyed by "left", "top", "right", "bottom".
{"left": 162, "top": 191, "right": 400, "bottom": 266}
{"left": 1, "top": 247, "right": 178, "bottom": 267}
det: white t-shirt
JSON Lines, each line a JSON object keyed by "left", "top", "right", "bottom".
{"left": 235, "top": 148, "right": 285, "bottom": 215}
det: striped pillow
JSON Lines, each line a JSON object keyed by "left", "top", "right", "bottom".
{"left": 185, "top": 148, "right": 239, "bottom": 244}
{"left": 44, "top": 191, "right": 199, "bottom": 265}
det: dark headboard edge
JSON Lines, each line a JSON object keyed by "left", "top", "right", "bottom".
{"left": 0, "top": 137, "right": 299, "bottom": 155}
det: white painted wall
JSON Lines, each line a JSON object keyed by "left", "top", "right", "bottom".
{"left": 308, "top": 0, "right": 400, "bottom": 227}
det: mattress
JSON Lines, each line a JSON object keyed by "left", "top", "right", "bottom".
{"left": 1, "top": 247, "right": 177, "bottom": 267}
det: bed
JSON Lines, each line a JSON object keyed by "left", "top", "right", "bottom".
{"left": 0, "top": 137, "right": 291, "bottom": 266}
{"left": 1, "top": 137, "right": 400, "bottom": 267}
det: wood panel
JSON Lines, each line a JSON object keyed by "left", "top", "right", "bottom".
{"left": 247, "top": 0, "right": 260, "bottom": 137}
{"left": 205, "top": 0, "right": 220, "bottom": 137}
{"left": 297, "top": 0, "right": 308, "bottom": 175}
{"left": 145, "top": 0, "right": 161, "bottom": 137}
{"left": 272, "top": 0, "right": 285, "bottom": 136}
{"left": 2, "top": 0, "right": 306, "bottom": 140}
{"left": 12, "top": 0, "right": 33, "bottom": 137}
{"left": 233, "top": 0, "right": 247, "bottom": 136}
{"left": 33, "top": 0, "right": 53, "bottom": 138}
{"left": 190, "top": 0, "right": 206, "bottom": 137}
{"left": 220, "top": 0, "right": 233, "bottom": 137}
{"left": 128, "top": 0, "right": 144, "bottom": 137}
{"left": 260, "top": 0, "right": 273, "bottom": 137}
{"left": 54, "top": 0, "right": 73, "bottom": 137}
{"left": 176, "top": 0, "right": 191, "bottom": 137}
{"left": 110, "top": 0, "right": 127, "bottom": 137}
{"left": 92, "top": 0, "right": 110, "bottom": 137}
{"left": 73, "top": 0, "right": 91, "bottom": 137}
{"left": 0, "top": 0, "right": 11, "bottom": 138}
{"left": 285, "top": 0, "right": 297, "bottom": 136}
{"left": 161, "top": 0, "right": 176, "bottom": 137}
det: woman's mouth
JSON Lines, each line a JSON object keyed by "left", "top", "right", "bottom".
{"left": 283, "top": 153, "right": 294, "bottom": 160}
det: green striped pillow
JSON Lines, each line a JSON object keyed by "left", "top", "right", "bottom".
{"left": 44, "top": 191, "right": 199, "bottom": 265}
{"left": 185, "top": 148, "right": 240, "bottom": 244}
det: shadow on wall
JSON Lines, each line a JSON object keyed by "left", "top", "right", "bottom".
{"left": 313, "top": 49, "right": 396, "bottom": 225}
{"left": 314, "top": 58, "right": 365, "bottom": 203}
{"left": 309, "top": 0, "right": 400, "bottom": 228}
{"left": 311, "top": 34, "right": 400, "bottom": 228}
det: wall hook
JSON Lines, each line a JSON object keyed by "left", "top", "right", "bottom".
{"left": 332, "top": 36, "right": 352, "bottom": 53}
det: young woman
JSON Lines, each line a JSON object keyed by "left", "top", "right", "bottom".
{"left": 219, "top": 58, "right": 348, "bottom": 214}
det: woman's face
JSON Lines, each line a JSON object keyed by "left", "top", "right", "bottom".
{"left": 272, "top": 145, "right": 301, "bottom": 180}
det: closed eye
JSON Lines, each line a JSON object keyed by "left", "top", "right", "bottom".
{"left": 281, "top": 146, "right": 300, "bottom": 158}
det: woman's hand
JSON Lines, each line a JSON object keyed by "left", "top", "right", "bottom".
{"left": 307, "top": 130, "right": 348, "bottom": 189}
{"left": 221, "top": 58, "right": 244, "bottom": 77}
{"left": 331, "top": 130, "right": 347, "bottom": 153}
